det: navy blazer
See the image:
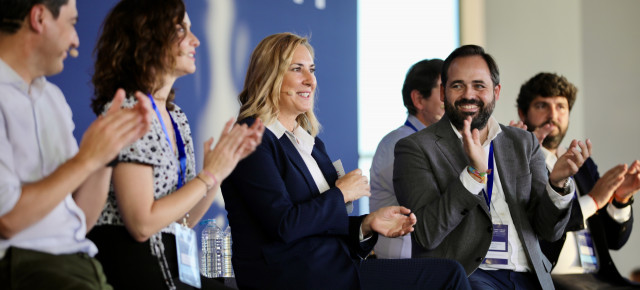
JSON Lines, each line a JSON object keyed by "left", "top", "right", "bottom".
{"left": 540, "top": 157, "right": 633, "bottom": 285}
{"left": 221, "top": 118, "right": 376, "bottom": 290}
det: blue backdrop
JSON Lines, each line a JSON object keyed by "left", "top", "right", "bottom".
{"left": 51, "top": 0, "right": 360, "bottom": 224}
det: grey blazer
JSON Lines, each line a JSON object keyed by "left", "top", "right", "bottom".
{"left": 393, "top": 114, "right": 571, "bottom": 290}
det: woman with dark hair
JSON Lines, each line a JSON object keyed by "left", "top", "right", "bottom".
{"left": 87, "top": 0, "right": 263, "bottom": 289}
{"left": 221, "top": 32, "right": 471, "bottom": 290}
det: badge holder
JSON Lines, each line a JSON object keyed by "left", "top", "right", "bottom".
{"left": 483, "top": 224, "right": 509, "bottom": 265}
{"left": 576, "top": 229, "right": 598, "bottom": 273}
{"left": 173, "top": 218, "right": 202, "bottom": 288}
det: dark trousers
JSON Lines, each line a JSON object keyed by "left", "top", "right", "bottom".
{"left": 359, "top": 258, "right": 471, "bottom": 290}
{"left": 468, "top": 269, "right": 540, "bottom": 290}
{"left": 0, "top": 247, "right": 112, "bottom": 290}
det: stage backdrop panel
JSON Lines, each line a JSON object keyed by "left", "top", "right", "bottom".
{"left": 52, "top": 0, "right": 359, "bottom": 226}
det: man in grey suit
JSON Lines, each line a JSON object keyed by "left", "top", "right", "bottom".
{"left": 393, "top": 45, "right": 591, "bottom": 289}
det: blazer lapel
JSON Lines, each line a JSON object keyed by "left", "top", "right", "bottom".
{"left": 311, "top": 140, "right": 338, "bottom": 186}
{"left": 279, "top": 136, "right": 320, "bottom": 196}
{"left": 433, "top": 116, "right": 490, "bottom": 216}
{"left": 434, "top": 116, "right": 470, "bottom": 177}
{"left": 492, "top": 127, "right": 522, "bottom": 220}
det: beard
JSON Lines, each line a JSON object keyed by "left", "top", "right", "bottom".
{"left": 524, "top": 119, "right": 567, "bottom": 150}
{"left": 444, "top": 95, "right": 496, "bottom": 131}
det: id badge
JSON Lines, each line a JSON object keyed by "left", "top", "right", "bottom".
{"left": 576, "top": 229, "right": 598, "bottom": 273}
{"left": 173, "top": 223, "right": 202, "bottom": 288}
{"left": 482, "top": 224, "right": 509, "bottom": 265}
{"left": 333, "top": 159, "right": 353, "bottom": 214}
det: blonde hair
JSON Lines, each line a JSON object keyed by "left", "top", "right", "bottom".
{"left": 238, "top": 32, "right": 321, "bottom": 136}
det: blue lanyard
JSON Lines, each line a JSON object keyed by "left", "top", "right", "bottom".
{"left": 148, "top": 94, "right": 187, "bottom": 189}
{"left": 482, "top": 142, "right": 495, "bottom": 212}
{"left": 404, "top": 119, "right": 419, "bottom": 133}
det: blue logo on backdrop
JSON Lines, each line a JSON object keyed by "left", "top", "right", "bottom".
{"left": 53, "top": 0, "right": 359, "bottom": 226}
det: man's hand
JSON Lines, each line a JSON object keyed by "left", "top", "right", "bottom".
{"left": 588, "top": 164, "right": 627, "bottom": 209}
{"left": 76, "top": 89, "right": 152, "bottom": 170}
{"left": 362, "top": 206, "right": 416, "bottom": 238}
{"left": 550, "top": 139, "right": 592, "bottom": 190}
{"left": 508, "top": 120, "right": 553, "bottom": 145}
{"left": 462, "top": 116, "right": 488, "bottom": 172}
{"left": 614, "top": 160, "right": 640, "bottom": 203}
{"left": 508, "top": 120, "right": 527, "bottom": 130}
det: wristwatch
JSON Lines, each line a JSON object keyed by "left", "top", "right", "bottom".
{"left": 550, "top": 178, "right": 572, "bottom": 195}
{"left": 612, "top": 196, "right": 634, "bottom": 208}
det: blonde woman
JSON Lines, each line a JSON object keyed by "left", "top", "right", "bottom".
{"left": 221, "top": 32, "right": 470, "bottom": 290}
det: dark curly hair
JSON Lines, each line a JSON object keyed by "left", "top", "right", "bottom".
{"left": 91, "top": 0, "right": 186, "bottom": 115}
{"left": 0, "top": 0, "right": 68, "bottom": 34}
{"left": 517, "top": 72, "right": 577, "bottom": 115}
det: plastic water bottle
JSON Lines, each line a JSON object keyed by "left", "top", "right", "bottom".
{"left": 200, "top": 219, "right": 223, "bottom": 278}
{"left": 222, "top": 226, "right": 234, "bottom": 278}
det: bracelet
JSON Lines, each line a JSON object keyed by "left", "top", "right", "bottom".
{"left": 612, "top": 195, "right": 634, "bottom": 208}
{"left": 588, "top": 194, "right": 600, "bottom": 210}
{"left": 467, "top": 166, "right": 491, "bottom": 184}
{"left": 195, "top": 175, "right": 213, "bottom": 191}
{"left": 201, "top": 169, "right": 218, "bottom": 187}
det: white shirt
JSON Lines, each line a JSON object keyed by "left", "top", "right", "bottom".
{"left": 267, "top": 121, "right": 330, "bottom": 194}
{"left": 369, "top": 115, "right": 425, "bottom": 259}
{"left": 453, "top": 117, "right": 573, "bottom": 272}
{"left": 267, "top": 120, "right": 371, "bottom": 242}
{"left": 541, "top": 147, "right": 631, "bottom": 274}
{"left": 0, "top": 59, "right": 97, "bottom": 259}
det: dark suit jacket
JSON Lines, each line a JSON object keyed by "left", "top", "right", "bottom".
{"left": 393, "top": 115, "right": 572, "bottom": 290}
{"left": 540, "top": 157, "right": 634, "bottom": 285}
{"left": 221, "top": 118, "right": 376, "bottom": 290}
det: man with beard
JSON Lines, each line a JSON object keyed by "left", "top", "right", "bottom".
{"left": 516, "top": 72, "right": 640, "bottom": 289}
{"left": 394, "top": 45, "right": 590, "bottom": 289}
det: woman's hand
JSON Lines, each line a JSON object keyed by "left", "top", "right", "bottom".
{"left": 201, "top": 118, "right": 263, "bottom": 183}
{"left": 237, "top": 118, "right": 265, "bottom": 160}
{"left": 335, "top": 169, "right": 370, "bottom": 203}
{"left": 362, "top": 206, "right": 416, "bottom": 238}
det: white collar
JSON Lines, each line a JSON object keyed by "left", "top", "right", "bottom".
{"left": 267, "top": 120, "right": 315, "bottom": 154}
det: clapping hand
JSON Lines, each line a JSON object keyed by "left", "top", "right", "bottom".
{"left": 588, "top": 164, "right": 626, "bottom": 209}
{"left": 508, "top": 120, "right": 553, "bottom": 146}
{"left": 550, "top": 139, "right": 591, "bottom": 191}
{"left": 614, "top": 160, "right": 640, "bottom": 203}
{"left": 362, "top": 206, "right": 416, "bottom": 238}
{"left": 336, "top": 169, "right": 370, "bottom": 203}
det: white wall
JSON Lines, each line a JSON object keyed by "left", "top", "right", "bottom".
{"left": 582, "top": 0, "right": 640, "bottom": 277}
{"left": 479, "top": 0, "right": 640, "bottom": 278}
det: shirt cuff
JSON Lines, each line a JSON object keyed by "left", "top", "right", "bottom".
{"left": 546, "top": 178, "right": 574, "bottom": 209}
{"left": 460, "top": 168, "right": 485, "bottom": 195}
{"left": 359, "top": 224, "right": 373, "bottom": 242}
{"left": 606, "top": 202, "right": 632, "bottom": 224}
{"left": 578, "top": 194, "right": 598, "bottom": 222}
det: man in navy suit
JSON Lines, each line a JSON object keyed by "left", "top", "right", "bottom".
{"left": 516, "top": 72, "right": 640, "bottom": 289}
